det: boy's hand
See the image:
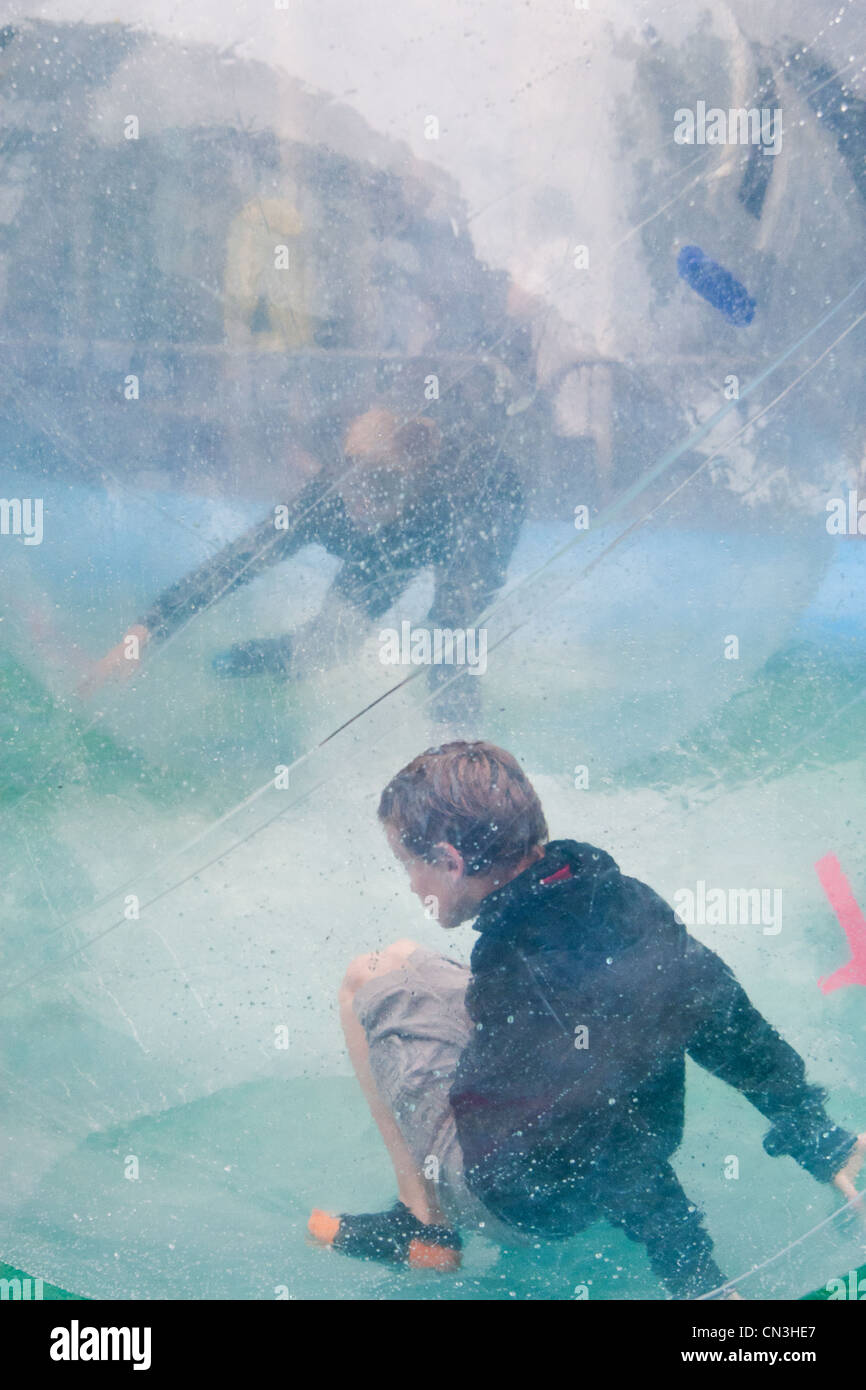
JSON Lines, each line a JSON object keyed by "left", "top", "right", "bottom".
{"left": 77, "top": 625, "right": 151, "bottom": 698}
{"left": 832, "top": 1133, "right": 866, "bottom": 1225}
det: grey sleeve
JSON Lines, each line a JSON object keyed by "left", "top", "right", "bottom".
{"left": 139, "top": 511, "right": 293, "bottom": 641}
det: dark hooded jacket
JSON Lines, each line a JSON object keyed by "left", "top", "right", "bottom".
{"left": 450, "top": 839, "right": 856, "bottom": 1234}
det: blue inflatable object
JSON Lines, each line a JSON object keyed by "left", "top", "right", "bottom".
{"left": 677, "top": 245, "right": 757, "bottom": 325}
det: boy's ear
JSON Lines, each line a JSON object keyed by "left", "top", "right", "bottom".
{"left": 432, "top": 841, "right": 465, "bottom": 875}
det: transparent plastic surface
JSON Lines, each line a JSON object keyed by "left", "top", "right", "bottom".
{"left": 0, "top": 0, "right": 864, "bottom": 1299}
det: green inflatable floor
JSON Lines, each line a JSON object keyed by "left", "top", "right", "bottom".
{"left": 2, "top": 1250, "right": 862, "bottom": 1301}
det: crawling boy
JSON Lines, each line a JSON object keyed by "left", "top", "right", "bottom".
{"left": 309, "top": 741, "right": 864, "bottom": 1298}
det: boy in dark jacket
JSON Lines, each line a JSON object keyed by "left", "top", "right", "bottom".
{"left": 309, "top": 741, "right": 865, "bottom": 1298}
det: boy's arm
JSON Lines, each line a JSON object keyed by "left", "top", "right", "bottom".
{"left": 140, "top": 472, "right": 341, "bottom": 642}
{"left": 139, "top": 509, "right": 293, "bottom": 643}
{"left": 78, "top": 478, "right": 339, "bottom": 695}
{"left": 682, "top": 935, "right": 857, "bottom": 1183}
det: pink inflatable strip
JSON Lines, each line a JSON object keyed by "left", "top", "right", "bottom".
{"left": 815, "top": 853, "right": 866, "bottom": 993}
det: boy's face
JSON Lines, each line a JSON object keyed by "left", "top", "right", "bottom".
{"left": 385, "top": 825, "right": 474, "bottom": 929}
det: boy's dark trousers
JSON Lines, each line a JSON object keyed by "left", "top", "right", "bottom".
{"left": 474, "top": 1155, "right": 726, "bottom": 1300}
{"left": 595, "top": 1162, "right": 726, "bottom": 1299}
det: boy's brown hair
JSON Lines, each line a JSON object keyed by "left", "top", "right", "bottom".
{"left": 378, "top": 741, "right": 548, "bottom": 875}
